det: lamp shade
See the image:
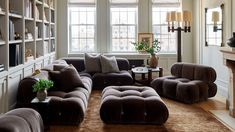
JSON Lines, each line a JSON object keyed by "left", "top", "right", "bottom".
{"left": 170, "top": 11, "right": 176, "bottom": 21}
{"left": 212, "top": 11, "right": 219, "bottom": 22}
{"left": 183, "top": 10, "right": 190, "bottom": 21}
{"left": 188, "top": 12, "right": 192, "bottom": 22}
{"left": 166, "top": 12, "right": 171, "bottom": 22}
{"left": 176, "top": 12, "right": 182, "bottom": 22}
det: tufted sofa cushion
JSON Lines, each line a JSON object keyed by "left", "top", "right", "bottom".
{"left": 151, "top": 63, "right": 217, "bottom": 104}
{"left": 100, "top": 86, "right": 169, "bottom": 124}
{"left": 0, "top": 108, "right": 44, "bottom": 132}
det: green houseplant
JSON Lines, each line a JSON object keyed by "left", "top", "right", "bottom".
{"left": 132, "top": 39, "right": 161, "bottom": 68}
{"left": 32, "top": 79, "right": 53, "bottom": 101}
{"left": 132, "top": 39, "right": 161, "bottom": 54}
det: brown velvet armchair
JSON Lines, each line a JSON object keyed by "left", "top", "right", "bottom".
{"left": 151, "top": 63, "right": 217, "bottom": 104}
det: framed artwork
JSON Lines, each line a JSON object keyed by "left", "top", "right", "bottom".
{"left": 138, "top": 33, "right": 153, "bottom": 47}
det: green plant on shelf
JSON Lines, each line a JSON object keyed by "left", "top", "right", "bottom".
{"left": 32, "top": 79, "right": 54, "bottom": 92}
{"left": 132, "top": 39, "right": 161, "bottom": 55}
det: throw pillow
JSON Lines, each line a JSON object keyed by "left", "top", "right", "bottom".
{"left": 49, "top": 64, "right": 85, "bottom": 92}
{"left": 100, "top": 55, "right": 120, "bottom": 73}
{"left": 84, "top": 53, "right": 101, "bottom": 73}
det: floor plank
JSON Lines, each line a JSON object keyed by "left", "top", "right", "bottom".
{"left": 194, "top": 95, "right": 235, "bottom": 131}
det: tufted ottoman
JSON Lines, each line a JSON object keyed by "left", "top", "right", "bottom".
{"left": 100, "top": 86, "right": 169, "bottom": 124}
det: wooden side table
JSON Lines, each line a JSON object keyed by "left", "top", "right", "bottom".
{"left": 131, "top": 67, "right": 163, "bottom": 86}
{"left": 31, "top": 97, "right": 51, "bottom": 128}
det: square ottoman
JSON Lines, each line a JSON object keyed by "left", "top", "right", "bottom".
{"left": 100, "top": 86, "right": 169, "bottom": 124}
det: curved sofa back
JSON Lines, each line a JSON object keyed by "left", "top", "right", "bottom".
{"left": 171, "top": 63, "right": 217, "bottom": 83}
{"left": 17, "top": 70, "right": 50, "bottom": 107}
{"left": 63, "top": 57, "right": 130, "bottom": 72}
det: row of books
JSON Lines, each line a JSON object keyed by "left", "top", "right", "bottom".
{"left": 9, "top": 44, "right": 23, "bottom": 66}
{"left": 0, "top": 64, "right": 4, "bottom": 72}
{"left": 9, "top": 20, "right": 15, "bottom": 41}
{"left": 35, "top": 26, "right": 42, "bottom": 38}
{"left": 24, "top": 0, "right": 33, "bottom": 18}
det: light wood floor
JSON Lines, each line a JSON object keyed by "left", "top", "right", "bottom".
{"left": 194, "top": 95, "right": 235, "bottom": 131}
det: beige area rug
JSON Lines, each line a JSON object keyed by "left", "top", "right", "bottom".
{"left": 49, "top": 90, "right": 231, "bottom": 132}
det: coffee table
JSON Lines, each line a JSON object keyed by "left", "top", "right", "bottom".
{"left": 131, "top": 66, "right": 163, "bottom": 86}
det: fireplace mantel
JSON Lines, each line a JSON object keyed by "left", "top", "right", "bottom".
{"left": 220, "top": 47, "right": 235, "bottom": 117}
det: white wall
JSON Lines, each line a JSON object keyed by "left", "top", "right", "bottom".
{"left": 56, "top": 0, "right": 68, "bottom": 58}
{"left": 233, "top": 0, "right": 235, "bottom": 32}
{"left": 195, "top": 0, "right": 233, "bottom": 97}
{"left": 181, "top": 0, "right": 194, "bottom": 63}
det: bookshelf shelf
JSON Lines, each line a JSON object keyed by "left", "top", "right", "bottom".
{"left": 44, "top": 21, "right": 49, "bottom": 24}
{"left": 50, "top": 7, "right": 55, "bottom": 11}
{"left": 36, "top": 38, "right": 43, "bottom": 41}
{"left": 0, "top": 11, "right": 5, "bottom": 15}
{"left": 25, "top": 39, "right": 34, "bottom": 43}
{"left": 9, "top": 13, "right": 23, "bottom": 19}
{"left": 24, "top": 17, "right": 34, "bottom": 21}
{"left": 36, "top": 19, "right": 43, "bottom": 23}
{"left": 9, "top": 40, "right": 23, "bottom": 44}
{"left": 36, "top": 0, "right": 43, "bottom": 5}
{"left": 0, "top": 41, "right": 5, "bottom": 45}
{"left": 44, "top": 3, "right": 49, "bottom": 8}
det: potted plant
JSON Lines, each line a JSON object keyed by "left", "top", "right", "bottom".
{"left": 132, "top": 39, "right": 161, "bottom": 68}
{"left": 32, "top": 79, "right": 53, "bottom": 101}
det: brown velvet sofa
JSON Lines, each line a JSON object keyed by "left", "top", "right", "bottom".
{"left": 17, "top": 60, "right": 92, "bottom": 125}
{"left": 0, "top": 108, "right": 44, "bottom": 132}
{"left": 151, "top": 63, "right": 217, "bottom": 104}
{"left": 63, "top": 57, "right": 133, "bottom": 89}
{"left": 17, "top": 58, "right": 132, "bottom": 125}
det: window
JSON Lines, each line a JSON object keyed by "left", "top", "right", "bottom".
{"left": 152, "top": 0, "right": 180, "bottom": 53}
{"left": 68, "top": 0, "right": 96, "bottom": 53}
{"left": 110, "top": 0, "right": 138, "bottom": 52}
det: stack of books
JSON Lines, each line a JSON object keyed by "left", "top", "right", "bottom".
{"left": 0, "top": 64, "right": 4, "bottom": 72}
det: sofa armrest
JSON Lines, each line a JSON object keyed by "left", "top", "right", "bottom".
{"left": 17, "top": 71, "right": 50, "bottom": 107}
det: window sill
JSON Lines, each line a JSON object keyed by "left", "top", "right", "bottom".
{"left": 67, "top": 52, "right": 177, "bottom": 59}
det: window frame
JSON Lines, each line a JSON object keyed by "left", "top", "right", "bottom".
{"left": 152, "top": 4, "right": 181, "bottom": 54}
{"left": 109, "top": 4, "right": 138, "bottom": 53}
{"left": 68, "top": 3, "right": 97, "bottom": 53}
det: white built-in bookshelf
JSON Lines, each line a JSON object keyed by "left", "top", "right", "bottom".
{"left": 0, "top": 0, "right": 56, "bottom": 113}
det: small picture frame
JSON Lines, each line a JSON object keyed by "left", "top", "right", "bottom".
{"left": 138, "top": 33, "right": 154, "bottom": 47}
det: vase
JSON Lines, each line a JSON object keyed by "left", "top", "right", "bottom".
{"left": 149, "top": 54, "right": 159, "bottom": 68}
{"left": 227, "top": 32, "right": 235, "bottom": 47}
{"left": 37, "top": 90, "right": 47, "bottom": 101}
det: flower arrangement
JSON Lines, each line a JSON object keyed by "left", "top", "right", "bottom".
{"left": 132, "top": 39, "right": 161, "bottom": 55}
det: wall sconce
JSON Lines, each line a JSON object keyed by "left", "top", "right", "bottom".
{"left": 212, "top": 11, "right": 221, "bottom": 32}
{"left": 166, "top": 10, "right": 192, "bottom": 62}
